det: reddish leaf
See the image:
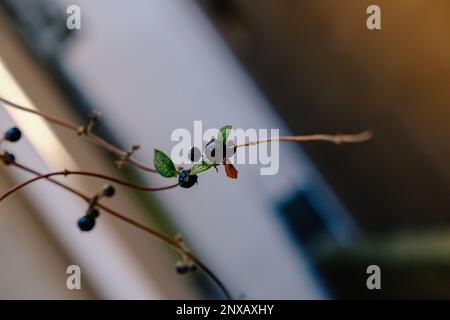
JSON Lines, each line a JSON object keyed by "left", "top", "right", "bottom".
{"left": 224, "top": 163, "right": 238, "bottom": 179}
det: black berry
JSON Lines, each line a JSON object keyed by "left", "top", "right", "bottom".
{"left": 2, "top": 151, "right": 15, "bottom": 165}
{"left": 4, "top": 127, "right": 21, "bottom": 142}
{"left": 175, "top": 261, "right": 189, "bottom": 274}
{"left": 178, "top": 170, "right": 198, "bottom": 188}
{"left": 103, "top": 185, "right": 115, "bottom": 197}
{"left": 78, "top": 215, "right": 96, "bottom": 231}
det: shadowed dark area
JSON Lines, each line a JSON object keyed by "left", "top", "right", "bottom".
{"left": 200, "top": 0, "right": 450, "bottom": 232}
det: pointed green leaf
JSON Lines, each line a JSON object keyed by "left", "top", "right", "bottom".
{"left": 218, "top": 125, "right": 232, "bottom": 143}
{"left": 190, "top": 161, "right": 213, "bottom": 175}
{"left": 154, "top": 149, "right": 178, "bottom": 178}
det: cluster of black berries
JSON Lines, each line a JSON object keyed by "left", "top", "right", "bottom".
{"left": 1, "top": 127, "right": 22, "bottom": 166}
{"left": 78, "top": 185, "right": 115, "bottom": 231}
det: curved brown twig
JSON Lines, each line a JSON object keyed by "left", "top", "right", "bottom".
{"left": 0, "top": 97, "right": 157, "bottom": 173}
{"left": 1, "top": 96, "right": 372, "bottom": 173}
{"left": 0, "top": 169, "right": 178, "bottom": 202}
{"left": 234, "top": 131, "right": 373, "bottom": 148}
{"left": 0, "top": 158, "right": 231, "bottom": 300}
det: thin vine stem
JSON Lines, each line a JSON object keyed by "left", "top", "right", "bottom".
{"left": 0, "top": 97, "right": 79, "bottom": 130}
{"left": 1, "top": 96, "right": 372, "bottom": 172}
{"left": 0, "top": 157, "right": 231, "bottom": 300}
{"left": 234, "top": 130, "right": 373, "bottom": 148}
{"left": 0, "top": 169, "right": 179, "bottom": 201}
{"left": 0, "top": 97, "right": 157, "bottom": 173}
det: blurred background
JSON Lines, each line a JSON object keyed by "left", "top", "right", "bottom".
{"left": 0, "top": 0, "right": 449, "bottom": 299}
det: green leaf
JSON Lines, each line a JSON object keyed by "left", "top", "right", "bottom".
{"left": 218, "top": 125, "right": 232, "bottom": 143}
{"left": 154, "top": 149, "right": 178, "bottom": 178}
{"left": 190, "top": 161, "right": 213, "bottom": 175}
